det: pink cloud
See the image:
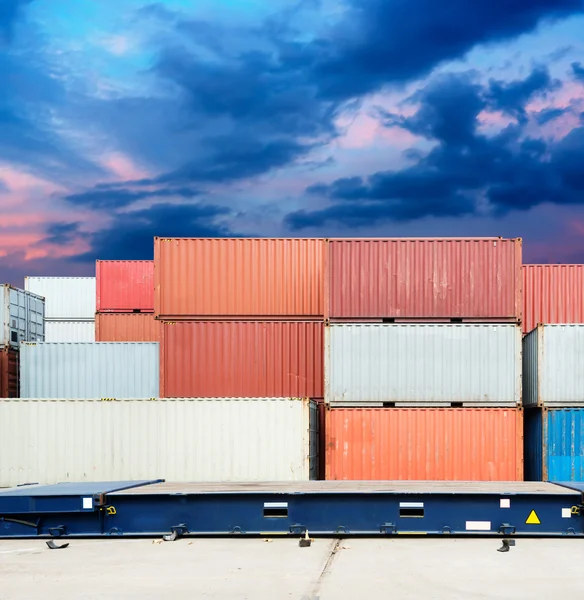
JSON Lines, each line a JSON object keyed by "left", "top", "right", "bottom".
{"left": 101, "top": 152, "right": 150, "bottom": 181}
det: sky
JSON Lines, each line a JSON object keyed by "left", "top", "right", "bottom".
{"left": 1, "top": 0, "right": 584, "bottom": 285}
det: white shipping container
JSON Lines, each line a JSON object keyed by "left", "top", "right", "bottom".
{"left": 523, "top": 324, "right": 584, "bottom": 407}
{"left": 0, "top": 284, "right": 45, "bottom": 348}
{"left": 24, "top": 277, "right": 96, "bottom": 320}
{"left": 45, "top": 320, "right": 95, "bottom": 342}
{"left": 325, "top": 324, "right": 522, "bottom": 406}
{"left": 0, "top": 398, "right": 319, "bottom": 486}
{"left": 20, "top": 342, "right": 159, "bottom": 398}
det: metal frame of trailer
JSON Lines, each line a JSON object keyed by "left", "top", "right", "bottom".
{"left": 1, "top": 480, "right": 584, "bottom": 539}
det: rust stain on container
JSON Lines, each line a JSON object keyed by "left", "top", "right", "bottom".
{"left": 523, "top": 264, "right": 584, "bottom": 333}
{"left": 161, "top": 321, "right": 323, "bottom": 398}
{"left": 325, "top": 408, "right": 523, "bottom": 481}
{"left": 0, "top": 347, "right": 19, "bottom": 398}
{"left": 154, "top": 238, "right": 324, "bottom": 319}
{"left": 96, "top": 260, "right": 154, "bottom": 312}
{"left": 95, "top": 313, "right": 160, "bottom": 342}
{"left": 326, "top": 238, "right": 522, "bottom": 321}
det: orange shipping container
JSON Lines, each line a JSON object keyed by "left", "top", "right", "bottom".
{"left": 326, "top": 238, "right": 522, "bottom": 321}
{"left": 95, "top": 313, "right": 160, "bottom": 342}
{"left": 326, "top": 408, "right": 523, "bottom": 481}
{"left": 161, "top": 321, "right": 323, "bottom": 398}
{"left": 154, "top": 238, "right": 324, "bottom": 319}
{"left": 523, "top": 264, "right": 584, "bottom": 333}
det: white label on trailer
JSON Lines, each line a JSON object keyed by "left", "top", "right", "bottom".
{"left": 263, "top": 502, "right": 288, "bottom": 509}
{"left": 82, "top": 497, "right": 93, "bottom": 510}
{"left": 399, "top": 502, "right": 424, "bottom": 508}
{"left": 500, "top": 499, "right": 511, "bottom": 509}
{"left": 562, "top": 508, "right": 572, "bottom": 519}
{"left": 465, "top": 521, "right": 491, "bottom": 531}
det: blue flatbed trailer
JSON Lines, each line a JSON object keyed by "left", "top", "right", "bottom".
{"left": 0, "top": 480, "right": 583, "bottom": 538}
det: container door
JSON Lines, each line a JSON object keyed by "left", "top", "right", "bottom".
{"left": 27, "top": 294, "right": 45, "bottom": 342}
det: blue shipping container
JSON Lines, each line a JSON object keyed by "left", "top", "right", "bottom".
{"left": 525, "top": 408, "right": 584, "bottom": 481}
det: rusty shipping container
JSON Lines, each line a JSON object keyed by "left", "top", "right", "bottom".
{"left": 96, "top": 313, "right": 160, "bottom": 342}
{"left": 326, "top": 408, "right": 523, "bottom": 481}
{"left": 154, "top": 238, "right": 324, "bottom": 319}
{"left": 161, "top": 321, "right": 323, "bottom": 398}
{"left": 326, "top": 238, "right": 522, "bottom": 321}
{"left": 96, "top": 260, "right": 154, "bottom": 312}
{"left": 523, "top": 264, "right": 584, "bottom": 334}
{"left": 0, "top": 347, "right": 19, "bottom": 398}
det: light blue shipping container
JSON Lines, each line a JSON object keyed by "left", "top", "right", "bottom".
{"left": 525, "top": 408, "right": 584, "bottom": 481}
{"left": 20, "top": 342, "right": 159, "bottom": 398}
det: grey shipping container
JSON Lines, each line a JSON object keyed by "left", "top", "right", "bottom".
{"left": 0, "top": 284, "right": 45, "bottom": 348}
{"left": 325, "top": 324, "right": 522, "bottom": 406}
{"left": 45, "top": 320, "right": 95, "bottom": 342}
{"left": 523, "top": 324, "right": 584, "bottom": 407}
{"left": 20, "top": 342, "right": 159, "bottom": 398}
{"left": 0, "top": 398, "right": 318, "bottom": 486}
{"left": 25, "top": 276, "right": 96, "bottom": 320}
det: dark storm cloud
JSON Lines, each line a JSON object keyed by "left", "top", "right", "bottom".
{"left": 70, "top": 202, "right": 237, "bottom": 261}
{"left": 63, "top": 186, "right": 201, "bottom": 209}
{"left": 310, "top": 0, "right": 583, "bottom": 100}
{"left": 97, "top": 0, "right": 583, "bottom": 193}
{"left": 534, "top": 106, "right": 570, "bottom": 124}
{"left": 286, "top": 69, "right": 584, "bottom": 229}
{"left": 572, "top": 62, "right": 584, "bottom": 82}
{"left": 42, "top": 222, "right": 82, "bottom": 246}
{"left": 486, "top": 67, "right": 561, "bottom": 124}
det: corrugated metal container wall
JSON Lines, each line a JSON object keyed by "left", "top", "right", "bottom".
{"left": 24, "top": 277, "right": 95, "bottom": 320}
{"left": 525, "top": 408, "right": 584, "bottom": 481}
{"left": 161, "top": 321, "right": 323, "bottom": 398}
{"left": 0, "top": 347, "right": 19, "bottom": 398}
{"left": 523, "top": 265, "right": 584, "bottom": 334}
{"left": 326, "top": 408, "right": 523, "bottom": 481}
{"left": 325, "top": 324, "right": 521, "bottom": 406}
{"left": 154, "top": 238, "right": 324, "bottom": 319}
{"left": 326, "top": 238, "right": 522, "bottom": 321}
{"left": 96, "top": 260, "right": 154, "bottom": 312}
{"left": 0, "top": 285, "right": 45, "bottom": 348}
{"left": 45, "top": 321, "right": 95, "bottom": 342}
{"left": 20, "top": 342, "right": 159, "bottom": 399}
{"left": 95, "top": 313, "right": 160, "bottom": 342}
{"left": 523, "top": 325, "right": 584, "bottom": 407}
{"left": 0, "top": 398, "right": 318, "bottom": 486}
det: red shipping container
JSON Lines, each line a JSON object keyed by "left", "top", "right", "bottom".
{"left": 326, "top": 238, "right": 522, "bottom": 321}
{"left": 95, "top": 313, "right": 160, "bottom": 342}
{"left": 326, "top": 408, "right": 523, "bottom": 481}
{"left": 523, "top": 265, "right": 584, "bottom": 334}
{"left": 154, "top": 238, "right": 324, "bottom": 319}
{"left": 161, "top": 321, "right": 323, "bottom": 398}
{"left": 96, "top": 260, "right": 154, "bottom": 312}
{"left": 0, "top": 347, "right": 19, "bottom": 398}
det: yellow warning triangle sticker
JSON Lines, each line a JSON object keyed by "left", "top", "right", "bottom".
{"left": 525, "top": 510, "right": 541, "bottom": 525}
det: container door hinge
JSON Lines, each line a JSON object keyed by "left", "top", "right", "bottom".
{"left": 163, "top": 523, "right": 188, "bottom": 542}
{"left": 380, "top": 523, "right": 397, "bottom": 535}
{"left": 498, "top": 523, "right": 516, "bottom": 535}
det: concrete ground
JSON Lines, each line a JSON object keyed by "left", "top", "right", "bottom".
{"left": 0, "top": 537, "right": 582, "bottom": 599}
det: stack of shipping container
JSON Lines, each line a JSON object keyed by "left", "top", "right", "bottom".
{"left": 523, "top": 265, "right": 584, "bottom": 482}
{"left": 0, "top": 284, "right": 45, "bottom": 398}
{"left": 95, "top": 260, "right": 159, "bottom": 342}
{"left": 5, "top": 241, "right": 584, "bottom": 487}
{"left": 324, "top": 238, "right": 524, "bottom": 481}
{"left": 154, "top": 237, "right": 324, "bottom": 481}
{"left": 25, "top": 277, "right": 96, "bottom": 341}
